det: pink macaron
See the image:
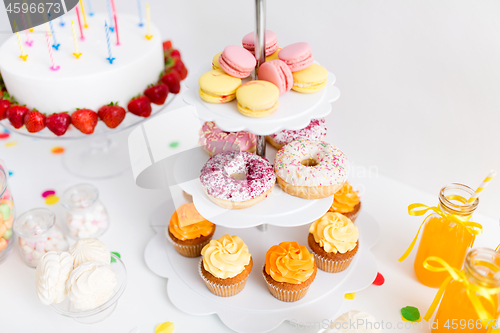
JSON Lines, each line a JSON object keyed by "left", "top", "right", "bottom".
{"left": 219, "top": 45, "right": 256, "bottom": 79}
{"left": 278, "top": 42, "right": 314, "bottom": 72}
{"left": 258, "top": 60, "right": 293, "bottom": 96}
{"left": 242, "top": 30, "right": 279, "bottom": 57}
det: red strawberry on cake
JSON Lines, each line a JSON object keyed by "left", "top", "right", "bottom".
{"left": 128, "top": 95, "right": 152, "bottom": 117}
{"left": 161, "top": 71, "right": 181, "bottom": 94}
{"left": 71, "top": 109, "right": 98, "bottom": 134}
{"left": 98, "top": 102, "right": 126, "bottom": 128}
{"left": 144, "top": 83, "right": 169, "bottom": 105}
{"left": 0, "top": 96, "right": 12, "bottom": 120}
{"left": 46, "top": 113, "right": 71, "bottom": 136}
{"left": 24, "top": 109, "right": 46, "bottom": 133}
{"left": 6, "top": 105, "right": 29, "bottom": 129}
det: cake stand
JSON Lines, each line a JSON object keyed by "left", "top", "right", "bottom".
{"left": 0, "top": 93, "right": 178, "bottom": 179}
{"left": 144, "top": 193, "right": 380, "bottom": 333}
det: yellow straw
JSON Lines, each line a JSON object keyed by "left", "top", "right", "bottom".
{"left": 16, "top": 32, "right": 28, "bottom": 61}
{"left": 467, "top": 170, "right": 497, "bottom": 203}
{"left": 71, "top": 20, "right": 82, "bottom": 59}
{"left": 80, "top": 0, "right": 89, "bottom": 28}
{"left": 145, "top": 3, "right": 152, "bottom": 40}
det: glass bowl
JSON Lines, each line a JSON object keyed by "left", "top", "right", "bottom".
{"left": 50, "top": 253, "right": 127, "bottom": 324}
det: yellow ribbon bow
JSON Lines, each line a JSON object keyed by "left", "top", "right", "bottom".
{"left": 423, "top": 256, "right": 500, "bottom": 323}
{"left": 398, "top": 199, "right": 482, "bottom": 262}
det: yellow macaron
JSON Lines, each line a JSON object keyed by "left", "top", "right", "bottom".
{"left": 198, "top": 69, "right": 242, "bottom": 103}
{"left": 212, "top": 52, "right": 222, "bottom": 70}
{"left": 266, "top": 48, "right": 282, "bottom": 62}
{"left": 236, "top": 80, "right": 279, "bottom": 117}
{"left": 292, "top": 63, "right": 328, "bottom": 93}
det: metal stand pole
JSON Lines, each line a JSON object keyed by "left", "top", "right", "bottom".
{"left": 254, "top": 0, "right": 267, "bottom": 158}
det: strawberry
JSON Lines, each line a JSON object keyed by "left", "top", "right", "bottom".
{"left": 46, "top": 112, "right": 71, "bottom": 136}
{"left": 6, "top": 105, "right": 29, "bottom": 129}
{"left": 164, "top": 56, "right": 175, "bottom": 70}
{"left": 173, "top": 59, "right": 188, "bottom": 80}
{"left": 0, "top": 99, "right": 12, "bottom": 120}
{"left": 162, "top": 40, "right": 172, "bottom": 52}
{"left": 170, "top": 49, "right": 181, "bottom": 59}
{"left": 71, "top": 109, "right": 98, "bottom": 134}
{"left": 24, "top": 109, "right": 46, "bottom": 133}
{"left": 160, "top": 71, "right": 181, "bottom": 94}
{"left": 144, "top": 83, "right": 169, "bottom": 105}
{"left": 98, "top": 102, "right": 126, "bottom": 128}
{"left": 127, "top": 95, "right": 152, "bottom": 117}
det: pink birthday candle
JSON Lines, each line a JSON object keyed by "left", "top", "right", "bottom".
{"left": 75, "top": 6, "right": 85, "bottom": 40}
{"left": 45, "top": 31, "right": 60, "bottom": 71}
{"left": 113, "top": 14, "right": 120, "bottom": 45}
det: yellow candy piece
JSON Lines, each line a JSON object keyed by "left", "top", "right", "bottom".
{"left": 155, "top": 322, "right": 174, "bottom": 333}
{"left": 344, "top": 292, "right": 356, "bottom": 300}
{"left": 45, "top": 195, "right": 59, "bottom": 205}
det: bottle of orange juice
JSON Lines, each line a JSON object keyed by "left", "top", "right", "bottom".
{"left": 413, "top": 183, "right": 479, "bottom": 288}
{"left": 429, "top": 248, "right": 500, "bottom": 332}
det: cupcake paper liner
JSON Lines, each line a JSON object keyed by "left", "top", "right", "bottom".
{"left": 167, "top": 233, "right": 211, "bottom": 258}
{"left": 262, "top": 266, "right": 311, "bottom": 302}
{"left": 313, "top": 253, "right": 354, "bottom": 273}
{"left": 198, "top": 259, "right": 249, "bottom": 297}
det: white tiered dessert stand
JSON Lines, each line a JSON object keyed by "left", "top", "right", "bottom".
{"left": 134, "top": 0, "right": 379, "bottom": 331}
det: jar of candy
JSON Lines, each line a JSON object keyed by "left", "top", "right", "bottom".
{"left": 14, "top": 208, "right": 69, "bottom": 267}
{"left": 0, "top": 161, "right": 15, "bottom": 264}
{"left": 60, "top": 184, "right": 109, "bottom": 239}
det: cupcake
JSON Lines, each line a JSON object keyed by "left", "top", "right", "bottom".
{"left": 329, "top": 181, "right": 361, "bottom": 222}
{"left": 199, "top": 234, "right": 252, "bottom": 297}
{"left": 167, "top": 203, "right": 215, "bottom": 257}
{"left": 263, "top": 242, "right": 317, "bottom": 302}
{"left": 308, "top": 212, "right": 359, "bottom": 273}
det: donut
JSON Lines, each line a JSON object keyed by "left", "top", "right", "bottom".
{"left": 199, "top": 121, "right": 256, "bottom": 156}
{"left": 274, "top": 140, "right": 347, "bottom": 199}
{"left": 266, "top": 119, "right": 327, "bottom": 150}
{"left": 200, "top": 151, "right": 276, "bottom": 209}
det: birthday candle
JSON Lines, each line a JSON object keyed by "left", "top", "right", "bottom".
{"left": 104, "top": 21, "right": 115, "bottom": 64}
{"left": 79, "top": 0, "right": 89, "bottom": 28}
{"left": 113, "top": 14, "right": 120, "bottom": 45}
{"left": 86, "top": 0, "right": 94, "bottom": 16}
{"left": 106, "top": 0, "right": 115, "bottom": 32}
{"left": 59, "top": 17, "right": 65, "bottom": 27}
{"left": 16, "top": 32, "right": 28, "bottom": 61}
{"left": 110, "top": 0, "right": 117, "bottom": 14}
{"left": 48, "top": 18, "right": 60, "bottom": 50}
{"left": 71, "top": 20, "right": 82, "bottom": 59}
{"left": 145, "top": 3, "right": 152, "bottom": 40}
{"left": 137, "top": 0, "right": 144, "bottom": 27}
{"left": 75, "top": 6, "right": 85, "bottom": 40}
{"left": 45, "top": 31, "right": 59, "bottom": 71}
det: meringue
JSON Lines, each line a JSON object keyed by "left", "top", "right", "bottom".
{"left": 66, "top": 261, "right": 117, "bottom": 311}
{"left": 35, "top": 251, "right": 74, "bottom": 305}
{"left": 326, "top": 310, "right": 381, "bottom": 333}
{"left": 69, "top": 238, "right": 110, "bottom": 267}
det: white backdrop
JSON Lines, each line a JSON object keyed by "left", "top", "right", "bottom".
{"left": 1, "top": 0, "right": 499, "bottom": 218}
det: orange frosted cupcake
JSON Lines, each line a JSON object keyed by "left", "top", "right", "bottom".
{"left": 199, "top": 234, "right": 253, "bottom": 297}
{"left": 263, "top": 242, "right": 317, "bottom": 302}
{"left": 329, "top": 181, "right": 361, "bottom": 222}
{"left": 308, "top": 212, "right": 359, "bottom": 273}
{"left": 167, "top": 203, "right": 215, "bottom": 257}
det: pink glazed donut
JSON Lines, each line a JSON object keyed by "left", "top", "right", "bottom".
{"left": 199, "top": 121, "right": 257, "bottom": 156}
{"left": 266, "top": 118, "right": 327, "bottom": 149}
{"left": 200, "top": 151, "right": 276, "bottom": 209}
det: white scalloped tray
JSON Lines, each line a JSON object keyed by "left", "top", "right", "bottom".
{"left": 182, "top": 65, "right": 340, "bottom": 135}
{"left": 173, "top": 146, "right": 336, "bottom": 228}
{"left": 145, "top": 198, "right": 379, "bottom": 333}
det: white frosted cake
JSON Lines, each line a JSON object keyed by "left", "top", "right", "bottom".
{"left": 0, "top": 13, "right": 163, "bottom": 114}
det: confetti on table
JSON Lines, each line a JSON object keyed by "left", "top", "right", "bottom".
{"left": 344, "top": 293, "right": 356, "bottom": 300}
{"left": 42, "top": 190, "right": 56, "bottom": 198}
{"left": 110, "top": 251, "right": 121, "bottom": 263}
{"left": 5, "top": 141, "right": 17, "bottom": 147}
{"left": 372, "top": 272, "right": 385, "bottom": 286}
{"left": 155, "top": 322, "right": 174, "bottom": 333}
{"left": 8, "top": 171, "right": 13, "bottom": 177}
{"left": 45, "top": 195, "right": 59, "bottom": 205}
{"left": 51, "top": 147, "right": 65, "bottom": 154}
{"left": 0, "top": 132, "right": 10, "bottom": 139}
{"left": 169, "top": 141, "right": 179, "bottom": 148}
{"left": 401, "top": 306, "right": 421, "bottom": 322}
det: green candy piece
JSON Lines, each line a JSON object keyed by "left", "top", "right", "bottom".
{"left": 0, "top": 204, "right": 10, "bottom": 220}
{"left": 110, "top": 251, "right": 121, "bottom": 263}
{"left": 401, "top": 306, "right": 421, "bottom": 322}
{"left": 3, "top": 228, "right": 12, "bottom": 240}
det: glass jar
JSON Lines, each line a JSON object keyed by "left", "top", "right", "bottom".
{"left": 60, "top": 184, "right": 109, "bottom": 239}
{"left": 0, "top": 160, "right": 15, "bottom": 264}
{"left": 414, "top": 183, "right": 478, "bottom": 288}
{"left": 431, "top": 248, "right": 500, "bottom": 332}
{"left": 14, "top": 208, "right": 69, "bottom": 267}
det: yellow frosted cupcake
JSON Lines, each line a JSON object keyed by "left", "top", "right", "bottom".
{"left": 167, "top": 203, "right": 215, "bottom": 257}
{"left": 308, "top": 212, "right": 359, "bottom": 273}
{"left": 329, "top": 182, "right": 361, "bottom": 222}
{"left": 199, "top": 234, "right": 253, "bottom": 297}
{"left": 263, "top": 241, "right": 317, "bottom": 302}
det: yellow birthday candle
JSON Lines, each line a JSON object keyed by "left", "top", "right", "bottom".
{"left": 145, "top": 3, "right": 152, "bottom": 40}
{"left": 71, "top": 20, "right": 82, "bottom": 59}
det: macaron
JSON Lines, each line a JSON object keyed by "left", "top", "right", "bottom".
{"left": 292, "top": 64, "right": 328, "bottom": 93}
{"left": 242, "top": 30, "right": 279, "bottom": 57}
{"left": 219, "top": 45, "right": 256, "bottom": 79}
{"left": 198, "top": 69, "right": 242, "bottom": 103}
{"left": 212, "top": 52, "right": 222, "bottom": 70}
{"left": 279, "top": 42, "right": 314, "bottom": 72}
{"left": 266, "top": 48, "right": 281, "bottom": 62}
{"left": 236, "top": 81, "right": 279, "bottom": 117}
{"left": 258, "top": 60, "right": 293, "bottom": 96}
